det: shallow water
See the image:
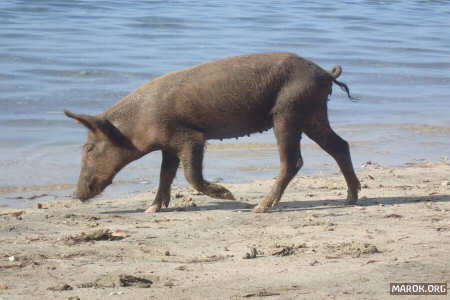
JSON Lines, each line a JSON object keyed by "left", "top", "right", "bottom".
{"left": 1, "top": 1, "right": 449, "bottom": 207}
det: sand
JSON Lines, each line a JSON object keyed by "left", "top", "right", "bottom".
{"left": 0, "top": 160, "right": 449, "bottom": 299}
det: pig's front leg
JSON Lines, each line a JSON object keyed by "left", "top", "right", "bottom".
{"left": 178, "top": 130, "right": 235, "bottom": 201}
{"left": 145, "top": 151, "right": 180, "bottom": 213}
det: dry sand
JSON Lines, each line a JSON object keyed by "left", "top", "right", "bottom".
{"left": 0, "top": 160, "right": 449, "bottom": 299}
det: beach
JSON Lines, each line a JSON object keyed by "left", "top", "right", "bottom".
{"left": 1, "top": 160, "right": 449, "bottom": 299}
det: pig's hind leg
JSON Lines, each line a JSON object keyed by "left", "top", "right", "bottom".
{"left": 304, "top": 112, "right": 360, "bottom": 204}
{"left": 253, "top": 117, "right": 303, "bottom": 213}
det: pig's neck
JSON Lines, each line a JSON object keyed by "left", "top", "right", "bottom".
{"left": 101, "top": 95, "right": 150, "bottom": 154}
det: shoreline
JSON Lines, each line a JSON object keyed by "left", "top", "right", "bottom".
{"left": 1, "top": 155, "right": 449, "bottom": 209}
{"left": 0, "top": 160, "right": 449, "bottom": 299}
{"left": 2, "top": 119, "right": 449, "bottom": 205}
{"left": 2, "top": 120, "right": 450, "bottom": 195}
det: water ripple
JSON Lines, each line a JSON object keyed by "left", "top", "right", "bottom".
{"left": 0, "top": 0, "right": 449, "bottom": 191}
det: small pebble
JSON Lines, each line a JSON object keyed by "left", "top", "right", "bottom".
{"left": 109, "top": 291, "right": 124, "bottom": 296}
{"left": 309, "top": 260, "right": 319, "bottom": 266}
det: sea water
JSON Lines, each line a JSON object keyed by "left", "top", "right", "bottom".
{"left": 1, "top": 1, "right": 449, "bottom": 207}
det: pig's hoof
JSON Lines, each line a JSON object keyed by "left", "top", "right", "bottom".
{"left": 222, "top": 190, "right": 235, "bottom": 200}
{"left": 208, "top": 184, "right": 235, "bottom": 200}
{"left": 145, "top": 205, "right": 161, "bottom": 213}
{"left": 345, "top": 193, "right": 358, "bottom": 205}
{"left": 162, "top": 198, "right": 170, "bottom": 208}
{"left": 252, "top": 205, "right": 269, "bottom": 213}
{"left": 271, "top": 200, "right": 280, "bottom": 208}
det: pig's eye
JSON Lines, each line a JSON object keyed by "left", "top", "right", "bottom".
{"left": 84, "top": 144, "right": 94, "bottom": 153}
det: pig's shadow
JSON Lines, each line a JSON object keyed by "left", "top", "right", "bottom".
{"left": 100, "top": 194, "right": 449, "bottom": 214}
{"left": 199, "top": 194, "right": 450, "bottom": 213}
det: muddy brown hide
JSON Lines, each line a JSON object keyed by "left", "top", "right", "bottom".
{"left": 65, "top": 52, "right": 360, "bottom": 213}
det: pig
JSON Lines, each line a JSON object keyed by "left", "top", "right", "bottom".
{"left": 65, "top": 52, "right": 360, "bottom": 213}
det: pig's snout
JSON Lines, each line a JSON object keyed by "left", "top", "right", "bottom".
{"left": 72, "top": 179, "right": 96, "bottom": 202}
{"left": 72, "top": 176, "right": 112, "bottom": 202}
{"left": 72, "top": 189, "right": 91, "bottom": 202}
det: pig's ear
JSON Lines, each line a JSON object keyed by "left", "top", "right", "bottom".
{"left": 64, "top": 110, "right": 102, "bottom": 133}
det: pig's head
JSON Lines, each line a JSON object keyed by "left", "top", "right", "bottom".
{"left": 64, "top": 110, "right": 140, "bottom": 201}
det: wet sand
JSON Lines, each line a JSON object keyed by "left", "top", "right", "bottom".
{"left": 0, "top": 160, "right": 449, "bottom": 299}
